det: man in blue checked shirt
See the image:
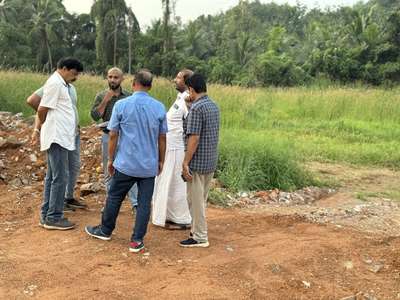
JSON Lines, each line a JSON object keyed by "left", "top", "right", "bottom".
{"left": 85, "top": 69, "right": 167, "bottom": 253}
{"left": 180, "top": 73, "right": 220, "bottom": 248}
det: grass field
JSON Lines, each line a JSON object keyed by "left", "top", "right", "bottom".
{"left": 1, "top": 70, "right": 400, "bottom": 191}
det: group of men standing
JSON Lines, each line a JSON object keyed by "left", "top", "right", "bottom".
{"left": 28, "top": 57, "right": 220, "bottom": 252}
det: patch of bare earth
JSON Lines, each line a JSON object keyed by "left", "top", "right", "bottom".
{"left": 1, "top": 190, "right": 399, "bottom": 299}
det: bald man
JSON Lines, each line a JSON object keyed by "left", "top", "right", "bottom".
{"left": 91, "top": 67, "right": 138, "bottom": 209}
{"left": 86, "top": 69, "right": 167, "bottom": 253}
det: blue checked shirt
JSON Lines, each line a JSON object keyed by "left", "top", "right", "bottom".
{"left": 184, "top": 95, "right": 220, "bottom": 174}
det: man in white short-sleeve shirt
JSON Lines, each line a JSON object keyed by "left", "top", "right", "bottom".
{"left": 37, "top": 57, "right": 83, "bottom": 231}
{"left": 26, "top": 85, "right": 87, "bottom": 211}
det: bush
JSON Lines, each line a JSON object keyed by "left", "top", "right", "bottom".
{"left": 253, "top": 51, "right": 308, "bottom": 86}
{"left": 379, "top": 62, "right": 400, "bottom": 82}
{"left": 208, "top": 57, "right": 237, "bottom": 84}
{"left": 208, "top": 188, "right": 229, "bottom": 207}
{"left": 321, "top": 47, "right": 361, "bottom": 82}
{"left": 178, "top": 56, "right": 210, "bottom": 77}
{"left": 217, "top": 132, "right": 314, "bottom": 191}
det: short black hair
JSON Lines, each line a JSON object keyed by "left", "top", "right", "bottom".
{"left": 134, "top": 69, "right": 153, "bottom": 87}
{"left": 57, "top": 57, "right": 83, "bottom": 72}
{"left": 185, "top": 73, "right": 207, "bottom": 93}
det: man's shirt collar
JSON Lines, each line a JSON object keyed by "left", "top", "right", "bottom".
{"left": 133, "top": 91, "right": 148, "bottom": 96}
{"left": 55, "top": 71, "right": 69, "bottom": 87}
{"left": 121, "top": 89, "right": 131, "bottom": 96}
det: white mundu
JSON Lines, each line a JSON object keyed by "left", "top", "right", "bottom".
{"left": 152, "top": 91, "right": 191, "bottom": 226}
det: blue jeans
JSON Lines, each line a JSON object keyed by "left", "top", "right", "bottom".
{"left": 65, "top": 134, "right": 80, "bottom": 199}
{"left": 101, "top": 170, "right": 155, "bottom": 242}
{"left": 41, "top": 143, "right": 69, "bottom": 222}
{"left": 102, "top": 133, "right": 138, "bottom": 206}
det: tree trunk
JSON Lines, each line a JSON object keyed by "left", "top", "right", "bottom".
{"left": 43, "top": 28, "right": 53, "bottom": 73}
{"left": 113, "top": 19, "right": 117, "bottom": 66}
{"left": 127, "top": 7, "right": 138, "bottom": 75}
{"left": 128, "top": 30, "right": 132, "bottom": 74}
{"left": 163, "top": 0, "right": 172, "bottom": 53}
{"left": 46, "top": 39, "right": 53, "bottom": 72}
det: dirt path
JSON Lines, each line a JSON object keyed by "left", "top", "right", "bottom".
{"left": 0, "top": 188, "right": 399, "bottom": 299}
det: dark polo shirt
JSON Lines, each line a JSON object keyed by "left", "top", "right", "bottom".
{"left": 91, "top": 88, "right": 131, "bottom": 132}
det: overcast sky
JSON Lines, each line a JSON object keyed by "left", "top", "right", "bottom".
{"left": 63, "top": 0, "right": 366, "bottom": 28}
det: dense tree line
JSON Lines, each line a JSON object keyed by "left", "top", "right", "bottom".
{"left": 0, "top": 0, "right": 399, "bottom": 86}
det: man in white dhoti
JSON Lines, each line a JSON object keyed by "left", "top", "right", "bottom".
{"left": 152, "top": 69, "right": 194, "bottom": 229}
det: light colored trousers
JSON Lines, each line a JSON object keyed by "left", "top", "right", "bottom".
{"left": 187, "top": 172, "right": 214, "bottom": 243}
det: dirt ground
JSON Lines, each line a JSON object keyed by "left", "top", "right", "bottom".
{"left": 1, "top": 115, "right": 400, "bottom": 299}
{"left": 0, "top": 189, "right": 399, "bottom": 299}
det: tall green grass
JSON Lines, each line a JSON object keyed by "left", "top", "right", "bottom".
{"left": 218, "top": 132, "right": 314, "bottom": 191}
{"left": 1, "top": 70, "right": 400, "bottom": 190}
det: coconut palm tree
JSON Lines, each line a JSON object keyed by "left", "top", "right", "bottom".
{"left": 30, "top": 0, "right": 65, "bottom": 72}
{"left": 126, "top": 6, "right": 140, "bottom": 74}
{"left": 91, "top": 0, "right": 128, "bottom": 68}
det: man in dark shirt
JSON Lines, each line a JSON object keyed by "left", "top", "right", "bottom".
{"left": 90, "top": 67, "right": 138, "bottom": 208}
{"left": 181, "top": 73, "right": 220, "bottom": 248}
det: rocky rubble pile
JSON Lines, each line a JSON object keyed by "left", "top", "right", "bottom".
{"left": 0, "top": 111, "right": 29, "bottom": 131}
{"left": 211, "top": 183, "right": 400, "bottom": 235}
{"left": 0, "top": 111, "right": 35, "bottom": 186}
{"left": 222, "top": 186, "right": 336, "bottom": 207}
{"left": 0, "top": 111, "right": 105, "bottom": 196}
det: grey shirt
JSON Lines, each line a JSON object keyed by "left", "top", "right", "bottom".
{"left": 185, "top": 95, "right": 220, "bottom": 174}
{"left": 90, "top": 88, "right": 131, "bottom": 122}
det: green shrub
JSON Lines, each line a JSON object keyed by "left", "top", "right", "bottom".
{"left": 208, "top": 188, "right": 229, "bottom": 207}
{"left": 217, "top": 132, "right": 314, "bottom": 191}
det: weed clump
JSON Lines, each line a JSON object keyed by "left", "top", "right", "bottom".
{"left": 217, "top": 133, "right": 314, "bottom": 191}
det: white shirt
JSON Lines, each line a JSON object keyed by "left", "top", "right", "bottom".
{"left": 39, "top": 71, "right": 77, "bottom": 152}
{"left": 166, "top": 91, "right": 189, "bottom": 149}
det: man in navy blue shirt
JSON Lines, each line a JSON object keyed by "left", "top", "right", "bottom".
{"left": 85, "top": 69, "right": 167, "bottom": 252}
